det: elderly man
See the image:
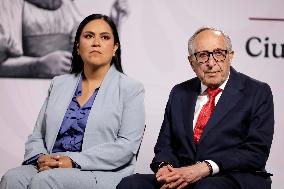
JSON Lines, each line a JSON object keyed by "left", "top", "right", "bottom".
{"left": 117, "top": 27, "right": 274, "bottom": 189}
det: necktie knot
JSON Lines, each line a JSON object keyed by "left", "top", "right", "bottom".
{"left": 207, "top": 88, "right": 222, "bottom": 99}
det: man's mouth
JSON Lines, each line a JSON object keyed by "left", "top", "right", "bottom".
{"left": 205, "top": 71, "right": 220, "bottom": 76}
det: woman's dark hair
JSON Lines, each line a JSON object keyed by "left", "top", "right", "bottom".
{"left": 70, "top": 14, "right": 123, "bottom": 74}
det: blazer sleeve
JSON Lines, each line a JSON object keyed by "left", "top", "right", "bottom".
{"left": 66, "top": 81, "right": 146, "bottom": 171}
{"left": 213, "top": 83, "right": 274, "bottom": 172}
{"left": 150, "top": 87, "right": 181, "bottom": 172}
{"left": 23, "top": 80, "right": 54, "bottom": 162}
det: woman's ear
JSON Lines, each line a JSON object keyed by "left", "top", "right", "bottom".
{"left": 113, "top": 43, "right": 119, "bottom": 56}
{"left": 77, "top": 42, "right": 80, "bottom": 55}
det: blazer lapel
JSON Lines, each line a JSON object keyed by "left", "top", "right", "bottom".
{"left": 199, "top": 67, "right": 244, "bottom": 144}
{"left": 82, "top": 65, "right": 119, "bottom": 145}
{"left": 182, "top": 78, "right": 200, "bottom": 151}
{"left": 47, "top": 74, "right": 80, "bottom": 153}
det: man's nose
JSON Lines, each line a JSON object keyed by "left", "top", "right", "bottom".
{"left": 207, "top": 54, "right": 216, "bottom": 67}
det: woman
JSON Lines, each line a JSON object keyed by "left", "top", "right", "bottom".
{"left": 0, "top": 14, "right": 145, "bottom": 189}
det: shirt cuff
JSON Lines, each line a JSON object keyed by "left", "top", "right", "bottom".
{"left": 206, "top": 160, "right": 219, "bottom": 175}
{"left": 71, "top": 159, "right": 81, "bottom": 169}
{"left": 22, "top": 153, "right": 44, "bottom": 165}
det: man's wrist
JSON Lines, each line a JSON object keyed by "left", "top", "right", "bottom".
{"left": 158, "top": 162, "right": 172, "bottom": 170}
{"left": 203, "top": 160, "right": 213, "bottom": 176}
{"left": 196, "top": 160, "right": 213, "bottom": 176}
{"left": 205, "top": 160, "right": 219, "bottom": 175}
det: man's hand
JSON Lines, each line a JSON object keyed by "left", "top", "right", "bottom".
{"left": 37, "top": 155, "right": 73, "bottom": 172}
{"left": 159, "top": 162, "right": 210, "bottom": 189}
{"left": 156, "top": 165, "right": 172, "bottom": 183}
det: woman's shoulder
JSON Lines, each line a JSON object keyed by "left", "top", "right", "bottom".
{"left": 51, "top": 73, "right": 77, "bottom": 85}
{"left": 116, "top": 73, "right": 145, "bottom": 102}
{"left": 118, "top": 73, "right": 144, "bottom": 92}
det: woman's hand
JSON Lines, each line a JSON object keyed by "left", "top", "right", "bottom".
{"left": 37, "top": 155, "right": 73, "bottom": 172}
{"left": 52, "top": 155, "right": 73, "bottom": 168}
{"left": 37, "top": 154, "right": 59, "bottom": 172}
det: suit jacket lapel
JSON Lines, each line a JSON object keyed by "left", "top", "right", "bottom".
{"left": 199, "top": 67, "right": 244, "bottom": 144}
{"left": 182, "top": 78, "right": 200, "bottom": 151}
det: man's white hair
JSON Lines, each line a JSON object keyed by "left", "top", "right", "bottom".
{"left": 188, "top": 27, "right": 233, "bottom": 56}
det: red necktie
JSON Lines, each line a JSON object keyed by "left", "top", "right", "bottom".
{"left": 194, "top": 88, "right": 222, "bottom": 144}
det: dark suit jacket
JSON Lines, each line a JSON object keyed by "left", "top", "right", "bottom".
{"left": 151, "top": 67, "right": 274, "bottom": 189}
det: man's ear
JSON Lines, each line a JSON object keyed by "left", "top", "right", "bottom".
{"left": 187, "top": 55, "right": 192, "bottom": 64}
{"left": 229, "top": 51, "right": 234, "bottom": 62}
{"left": 188, "top": 56, "right": 195, "bottom": 71}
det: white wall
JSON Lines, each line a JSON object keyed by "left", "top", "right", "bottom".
{"left": 0, "top": 1, "right": 283, "bottom": 188}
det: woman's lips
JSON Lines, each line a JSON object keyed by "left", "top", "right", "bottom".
{"left": 90, "top": 50, "right": 102, "bottom": 54}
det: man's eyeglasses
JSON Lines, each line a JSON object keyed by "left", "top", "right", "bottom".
{"left": 193, "top": 49, "right": 229, "bottom": 64}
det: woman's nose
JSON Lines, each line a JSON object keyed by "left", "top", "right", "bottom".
{"left": 92, "top": 37, "right": 101, "bottom": 46}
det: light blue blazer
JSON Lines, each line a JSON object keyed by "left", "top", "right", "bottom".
{"left": 23, "top": 65, "right": 145, "bottom": 188}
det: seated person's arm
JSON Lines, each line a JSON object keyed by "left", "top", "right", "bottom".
{"left": 0, "top": 51, "right": 71, "bottom": 78}
{"left": 212, "top": 83, "right": 274, "bottom": 174}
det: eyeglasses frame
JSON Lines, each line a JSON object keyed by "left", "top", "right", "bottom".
{"left": 193, "top": 49, "right": 231, "bottom": 64}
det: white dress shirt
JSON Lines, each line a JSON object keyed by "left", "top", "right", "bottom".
{"left": 193, "top": 74, "right": 230, "bottom": 175}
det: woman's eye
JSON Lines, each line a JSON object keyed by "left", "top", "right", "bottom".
{"left": 84, "top": 34, "right": 94, "bottom": 39}
{"left": 101, "top": 35, "right": 110, "bottom": 40}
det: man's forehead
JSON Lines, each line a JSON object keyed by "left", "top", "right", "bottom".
{"left": 197, "top": 29, "right": 223, "bottom": 38}
{"left": 194, "top": 30, "right": 225, "bottom": 43}
{"left": 193, "top": 30, "right": 226, "bottom": 49}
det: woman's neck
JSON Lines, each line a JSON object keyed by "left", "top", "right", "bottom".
{"left": 83, "top": 64, "right": 111, "bottom": 83}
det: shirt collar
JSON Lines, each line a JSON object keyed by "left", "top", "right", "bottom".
{"left": 200, "top": 72, "right": 230, "bottom": 95}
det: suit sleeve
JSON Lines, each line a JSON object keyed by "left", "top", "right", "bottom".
{"left": 214, "top": 83, "right": 274, "bottom": 172}
{"left": 150, "top": 87, "right": 181, "bottom": 172}
{"left": 66, "top": 82, "right": 146, "bottom": 171}
{"left": 23, "top": 80, "right": 54, "bottom": 162}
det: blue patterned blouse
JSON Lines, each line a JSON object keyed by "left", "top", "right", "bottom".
{"left": 52, "top": 75, "right": 99, "bottom": 153}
